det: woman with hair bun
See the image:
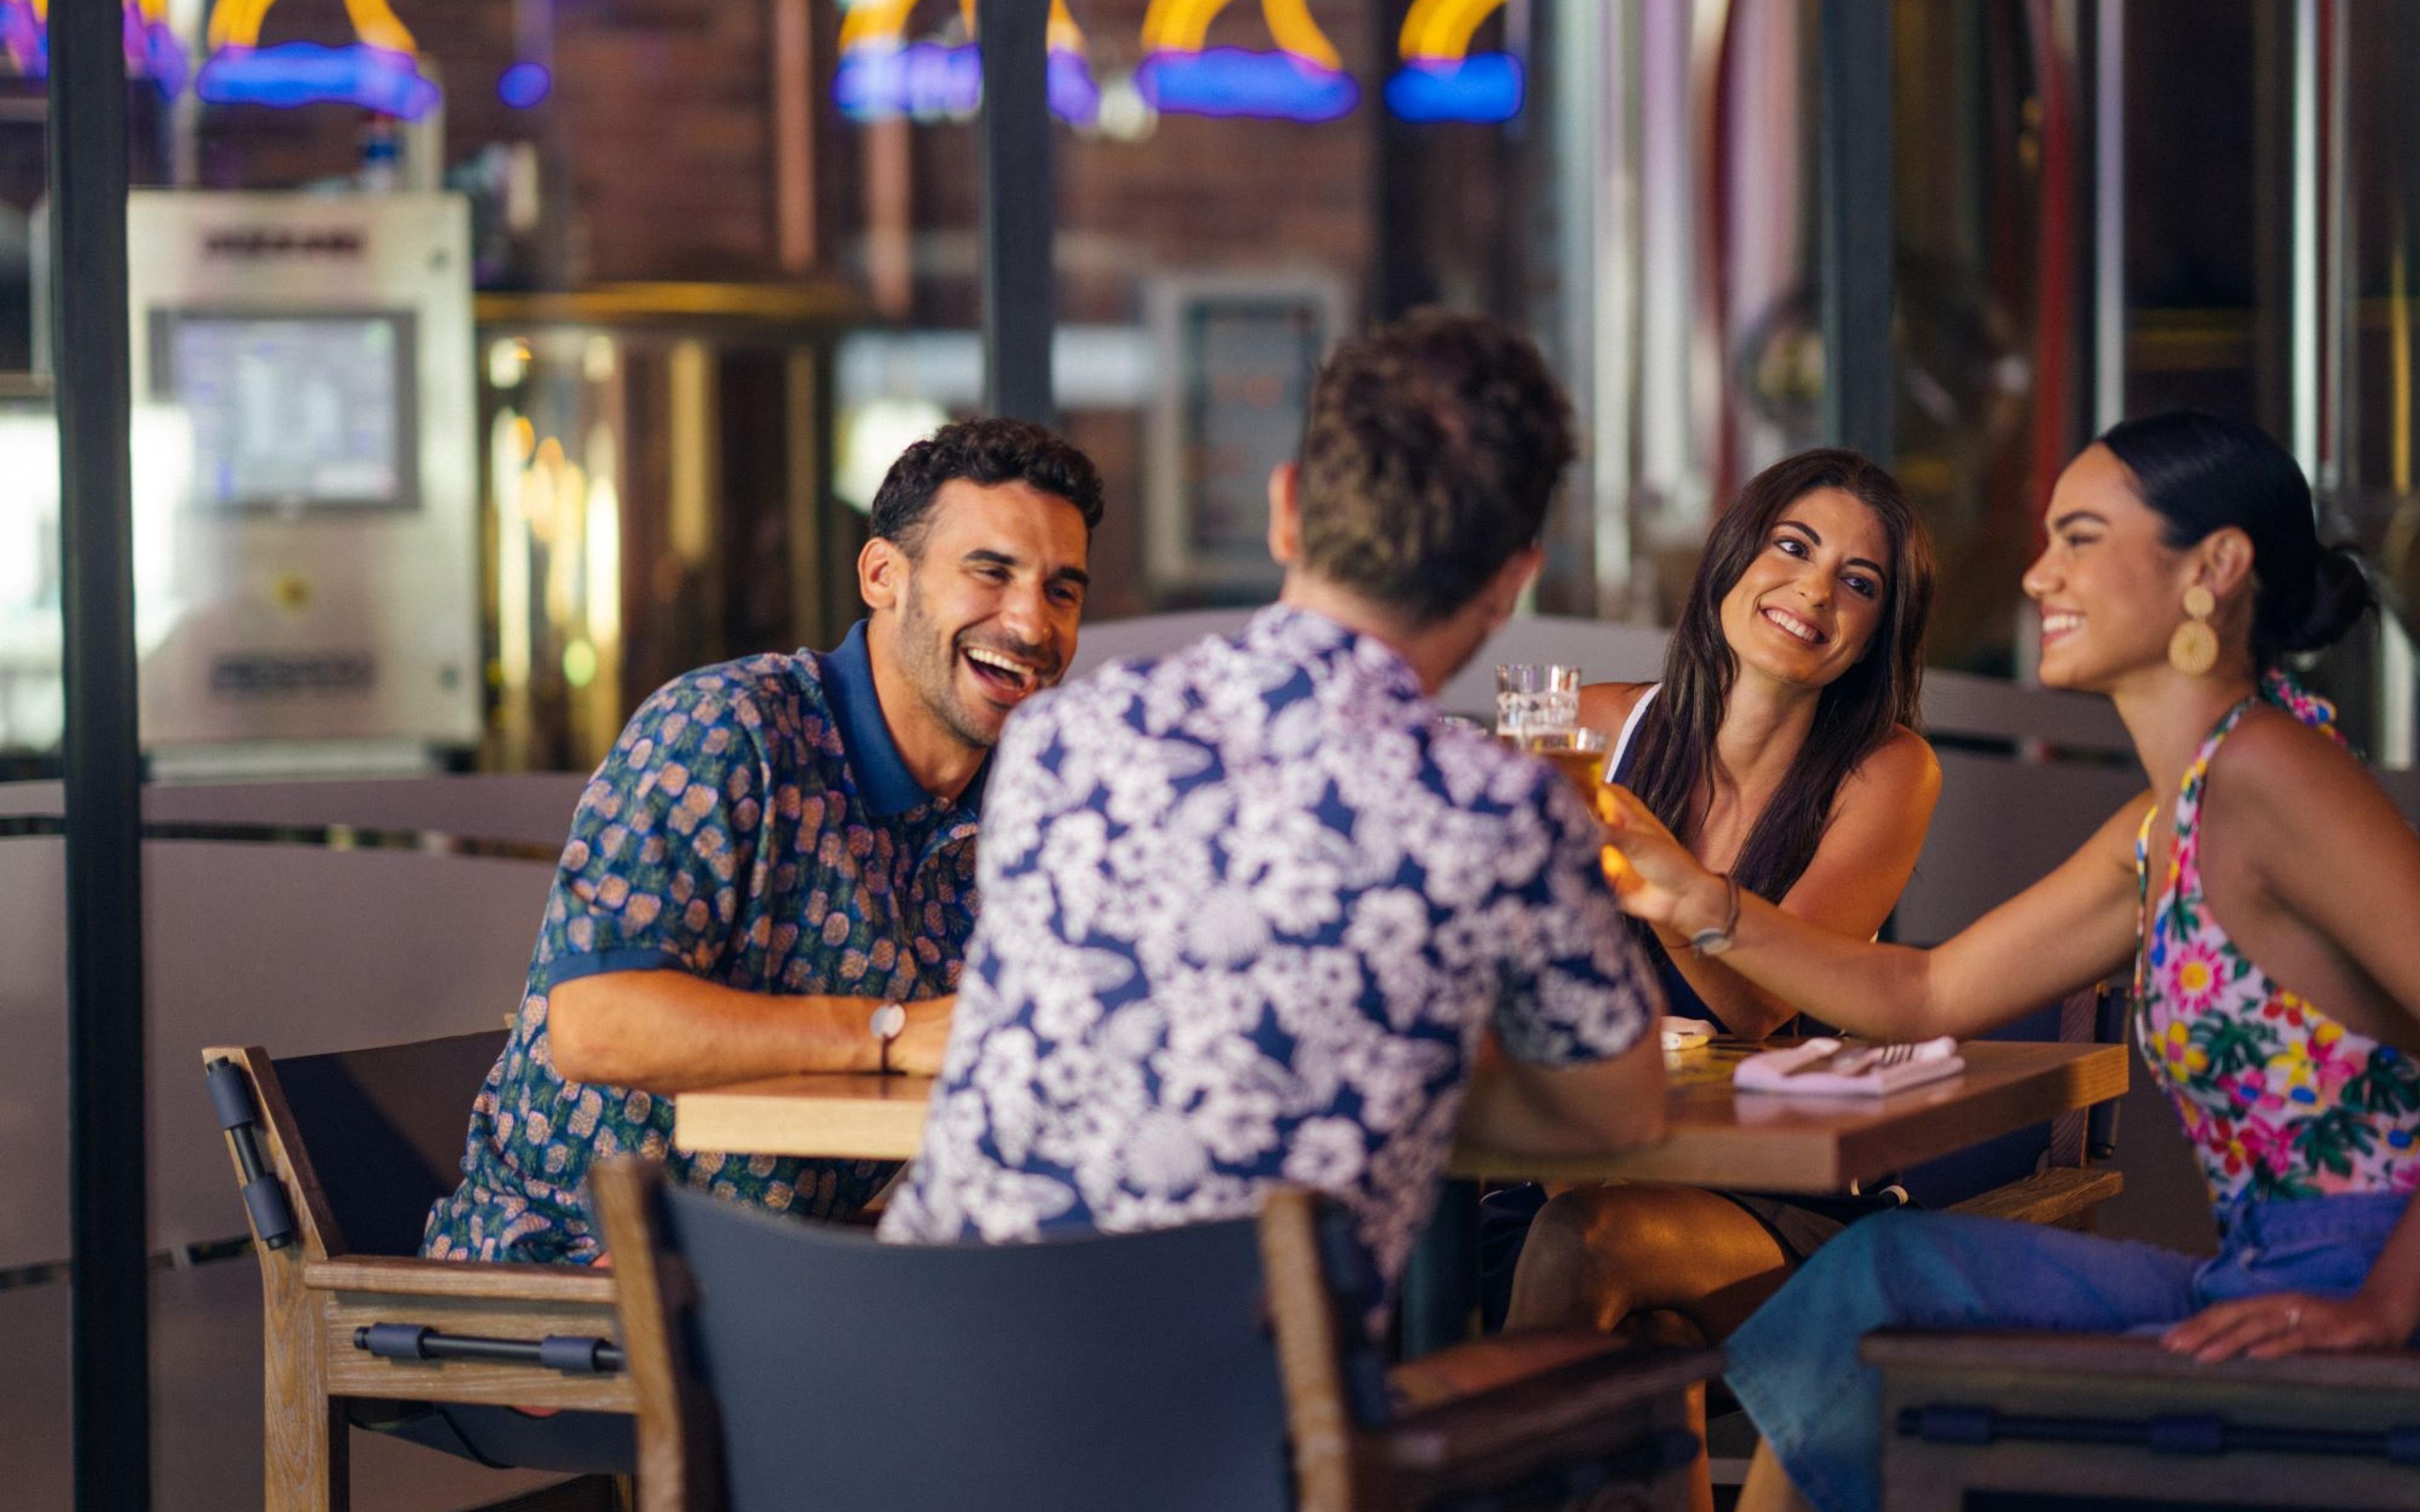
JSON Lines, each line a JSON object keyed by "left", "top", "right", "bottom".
{"left": 1599, "top": 411, "right": 2416, "bottom": 1512}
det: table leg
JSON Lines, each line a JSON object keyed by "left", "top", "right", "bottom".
{"left": 1401, "top": 1177, "right": 1481, "bottom": 1359}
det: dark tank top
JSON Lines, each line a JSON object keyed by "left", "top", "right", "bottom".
{"left": 1606, "top": 686, "right": 1724, "bottom": 1031}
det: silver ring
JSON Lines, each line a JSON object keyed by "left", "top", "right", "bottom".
{"left": 2285, "top": 1304, "right": 2303, "bottom": 1331}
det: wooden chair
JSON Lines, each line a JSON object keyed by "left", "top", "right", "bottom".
{"left": 588, "top": 1156, "right": 1723, "bottom": 1512}
{"left": 204, "top": 1033, "right": 635, "bottom": 1512}
{"left": 1866, "top": 1330, "right": 2420, "bottom": 1509}
{"left": 1934, "top": 980, "right": 2128, "bottom": 1229}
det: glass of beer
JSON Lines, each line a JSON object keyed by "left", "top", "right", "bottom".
{"left": 1519, "top": 726, "right": 1609, "bottom": 796}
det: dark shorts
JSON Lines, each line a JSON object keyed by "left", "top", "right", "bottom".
{"left": 1477, "top": 1182, "right": 1904, "bottom": 1332}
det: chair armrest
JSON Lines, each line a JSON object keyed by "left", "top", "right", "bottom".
{"left": 1863, "top": 1329, "right": 2420, "bottom": 1390}
{"left": 1948, "top": 1166, "right": 2123, "bottom": 1227}
{"left": 1373, "top": 1343, "right": 1721, "bottom": 1486}
{"left": 304, "top": 1255, "right": 620, "bottom": 1306}
{"left": 1388, "top": 1330, "right": 1639, "bottom": 1415}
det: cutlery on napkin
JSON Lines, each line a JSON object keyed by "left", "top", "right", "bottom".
{"left": 1732, "top": 1036, "right": 1963, "bottom": 1096}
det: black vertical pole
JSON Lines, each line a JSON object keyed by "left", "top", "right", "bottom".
{"left": 50, "top": 3, "right": 150, "bottom": 1507}
{"left": 1819, "top": 0, "right": 1894, "bottom": 462}
{"left": 977, "top": 0, "right": 1054, "bottom": 426}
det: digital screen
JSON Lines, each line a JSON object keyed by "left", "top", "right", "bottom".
{"left": 154, "top": 311, "right": 418, "bottom": 511}
{"left": 1180, "top": 297, "right": 1325, "bottom": 570}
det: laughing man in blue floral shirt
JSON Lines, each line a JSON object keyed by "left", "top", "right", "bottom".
{"left": 884, "top": 312, "right": 1667, "bottom": 1296}
{"left": 425, "top": 419, "right": 1101, "bottom": 1263}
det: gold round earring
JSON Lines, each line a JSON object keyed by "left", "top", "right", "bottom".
{"left": 2169, "top": 584, "right": 2218, "bottom": 675}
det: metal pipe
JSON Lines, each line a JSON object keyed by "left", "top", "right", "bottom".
{"left": 2291, "top": 0, "right": 2320, "bottom": 474}
{"left": 977, "top": 0, "right": 1056, "bottom": 427}
{"left": 49, "top": 1, "right": 151, "bottom": 1504}
{"left": 1818, "top": 0, "right": 1895, "bottom": 462}
{"left": 2092, "top": 0, "right": 2126, "bottom": 433}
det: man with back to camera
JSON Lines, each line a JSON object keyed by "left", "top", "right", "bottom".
{"left": 424, "top": 417, "right": 1102, "bottom": 1264}
{"left": 881, "top": 311, "right": 1667, "bottom": 1306}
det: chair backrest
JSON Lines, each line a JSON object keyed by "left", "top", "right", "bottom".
{"left": 1897, "top": 980, "right": 2122, "bottom": 1206}
{"left": 605, "top": 1167, "right": 1293, "bottom": 1512}
{"left": 269, "top": 1029, "right": 507, "bottom": 1258}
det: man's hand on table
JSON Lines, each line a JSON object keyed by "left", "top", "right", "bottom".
{"left": 548, "top": 970, "right": 959, "bottom": 1091}
{"left": 888, "top": 994, "right": 955, "bottom": 1076}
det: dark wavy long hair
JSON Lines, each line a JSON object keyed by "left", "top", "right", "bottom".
{"left": 1625, "top": 449, "right": 1935, "bottom": 907}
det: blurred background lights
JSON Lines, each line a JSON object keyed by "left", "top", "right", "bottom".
{"left": 497, "top": 59, "right": 551, "bottom": 109}
{"left": 836, "top": 398, "right": 950, "bottom": 515}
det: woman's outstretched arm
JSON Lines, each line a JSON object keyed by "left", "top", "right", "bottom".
{"left": 1599, "top": 784, "right": 2146, "bottom": 1041}
{"left": 1662, "top": 728, "right": 1941, "bottom": 1039}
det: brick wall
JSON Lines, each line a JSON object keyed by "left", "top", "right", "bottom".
{"left": 183, "top": 0, "right": 1385, "bottom": 301}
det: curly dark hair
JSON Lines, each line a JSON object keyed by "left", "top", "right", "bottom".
{"left": 1294, "top": 308, "right": 1576, "bottom": 624}
{"left": 868, "top": 416, "right": 1105, "bottom": 557}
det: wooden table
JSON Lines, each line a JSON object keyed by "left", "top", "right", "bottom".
{"left": 674, "top": 1039, "right": 2128, "bottom": 1358}
{"left": 673, "top": 1040, "right": 2129, "bottom": 1195}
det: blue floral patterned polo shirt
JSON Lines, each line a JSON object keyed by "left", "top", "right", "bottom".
{"left": 423, "top": 622, "right": 982, "bottom": 1263}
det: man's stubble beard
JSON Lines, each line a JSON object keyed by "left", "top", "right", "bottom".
{"left": 897, "top": 571, "right": 998, "bottom": 753}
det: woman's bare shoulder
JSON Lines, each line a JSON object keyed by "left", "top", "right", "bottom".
{"left": 1849, "top": 724, "right": 1943, "bottom": 793}
{"left": 1577, "top": 680, "right": 1653, "bottom": 736}
{"left": 2204, "top": 703, "right": 2387, "bottom": 827}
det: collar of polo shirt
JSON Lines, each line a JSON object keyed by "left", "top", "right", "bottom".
{"left": 817, "top": 619, "right": 991, "bottom": 819}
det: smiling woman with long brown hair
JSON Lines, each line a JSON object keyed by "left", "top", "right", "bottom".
{"left": 1485, "top": 449, "right": 1939, "bottom": 1512}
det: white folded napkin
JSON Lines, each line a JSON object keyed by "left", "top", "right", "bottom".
{"left": 1661, "top": 1016, "right": 1716, "bottom": 1051}
{"left": 1732, "top": 1036, "right": 1964, "bottom": 1097}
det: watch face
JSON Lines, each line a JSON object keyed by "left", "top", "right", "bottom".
{"left": 870, "top": 1002, "right": 908, "bottom": 1040}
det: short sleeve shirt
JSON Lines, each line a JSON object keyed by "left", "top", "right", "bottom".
{"left": 423, "top": 622, "right": 982, "bottom": 1263}
{"left": 880, "top": 607, "right": 1659, "bottom": 1295}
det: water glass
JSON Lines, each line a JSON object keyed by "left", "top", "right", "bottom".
{"left": 1495, "top": 663, "right": 1582, "bottom": 738}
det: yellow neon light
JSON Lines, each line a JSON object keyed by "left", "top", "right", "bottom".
{"left": 344, "top": 0, "right": 417, "bottom": 54}
{"left": 207, "top": 0, "right": 415, "bottom": 54}
{"left": 838, "top": 0, "right": 913, "bottom": 49}
{"left": 1260, "top": 0, "right": 1338, "bottom": 67}
{"left": 1400, "top": 0, "right": 1505, "bottom": 62}
{"left": 1140, "top": 0, "right": 1215, "bottom": 54}
{"left": 1142, "top": 0, "right": 1340, "bottom": 71}
{"left": 844, "top": 0, "right": 1084, "bottom": 55}
{"left": 209, "top": 0, "right": 272, "bottom": 49}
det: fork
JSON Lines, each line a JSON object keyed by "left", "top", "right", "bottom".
{"left": 1823, "top": 1043, "right": 1920, "bottom": 1077}
{"left": 1861, "top": 1043, "right": 1922, "bottom": 1074}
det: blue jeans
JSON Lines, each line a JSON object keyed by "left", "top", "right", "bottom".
{"left": 1722, "top": 1191, "right": 2415, "bottom": 1512}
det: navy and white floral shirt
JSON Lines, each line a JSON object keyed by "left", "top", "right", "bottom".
{"left": 880, "top": 606, "right": 1659, "bottom": 1293}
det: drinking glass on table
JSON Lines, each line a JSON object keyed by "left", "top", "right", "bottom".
{"left": 1495, "top": 663, "right": 1581, "bottom": 739}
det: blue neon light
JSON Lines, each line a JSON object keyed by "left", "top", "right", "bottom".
{"left": 130, "top": 15, "right": 188, "bottom": 98}
{"left": 1, "top": 1, "right": 42, "bottom": 79}
{"left": 6, "top": 1, "right": 189, "bottom": 97}
{"left": 1048, "top": 47, "right": 1098, "bottom": 126}
{"left": 1135, "top": 47, "right": 1358, "bottom": 122}
{"left": 834, "top": 42, "right": 977, "bottom": 120}
{"left": 197, "top": 42, "right": 441, "bottom": 118}
{"left": 497, "top": 60, "right": 551, "bottom": 109}
{"left": 834, "top": 42, "right": 1098, "bottom": 126}
{"left": 1385, "top": 53, "right": 1523, "bottom": 124}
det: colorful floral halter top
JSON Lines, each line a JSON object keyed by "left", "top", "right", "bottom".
{"left": 2135, "top": 689, "right": 2420, "bottom": 1210}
